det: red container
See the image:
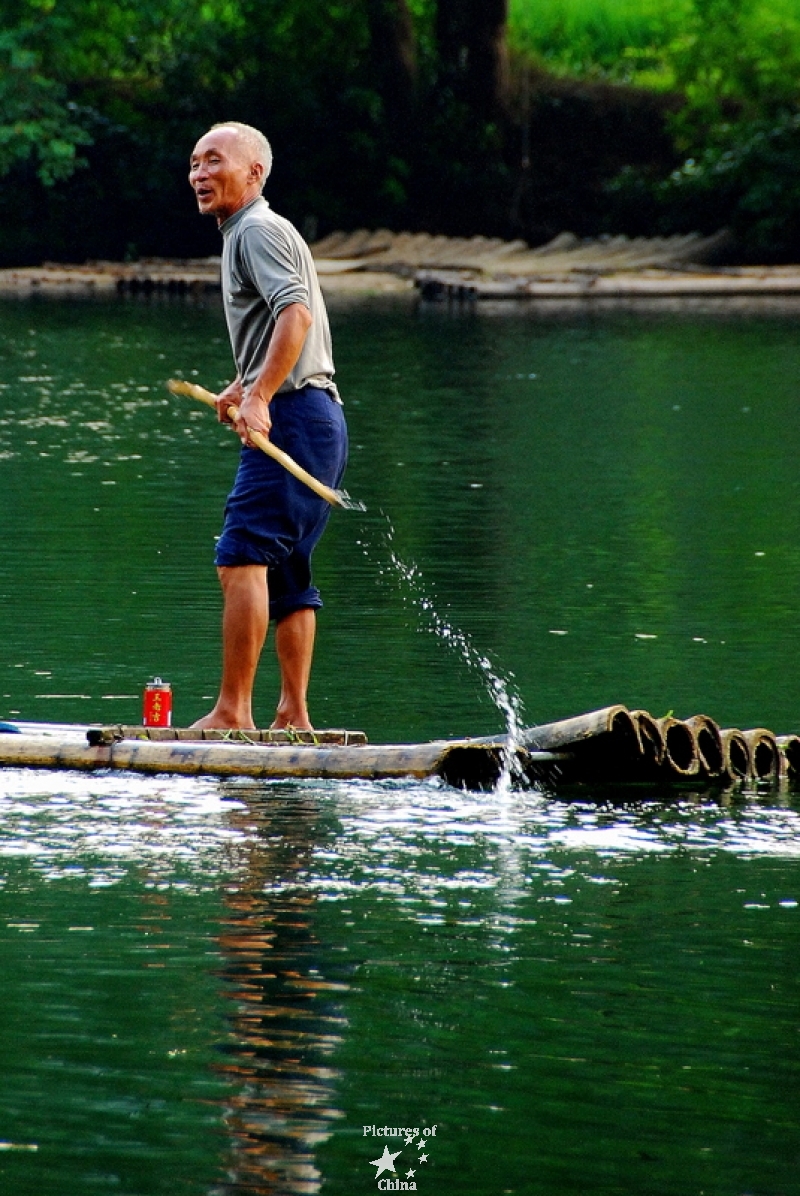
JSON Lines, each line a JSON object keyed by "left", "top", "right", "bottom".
{"left": 143, "top": 677, "right": 172, "bottom": 727}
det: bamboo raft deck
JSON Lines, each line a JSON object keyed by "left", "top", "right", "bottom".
{"left": 1, "top": 707, "right": 798, "bottom": 792}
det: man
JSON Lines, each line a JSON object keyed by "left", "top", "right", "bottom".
{"left": 188, "top": 121, "right": 348, "bottom": 731}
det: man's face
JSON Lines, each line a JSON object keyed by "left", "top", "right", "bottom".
{"left": 189, "top": 128, "right": 261, "bottom": 223}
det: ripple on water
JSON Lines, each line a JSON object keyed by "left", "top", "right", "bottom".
{"left": 0, "top": 770, "right": 253, "bottom": 887}
{"left": 1, "top": 772, "right": 800, "bottom": 897}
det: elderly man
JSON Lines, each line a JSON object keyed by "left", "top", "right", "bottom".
{"left": 188, "top": 121, "right": 348, "bottom": 731}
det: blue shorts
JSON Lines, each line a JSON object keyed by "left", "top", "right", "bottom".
{"left": 214, "top": 385, "right": 348, "bottom": 622}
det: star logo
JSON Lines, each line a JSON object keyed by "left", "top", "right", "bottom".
{"left": 405, "top": 1133, "right": 416, "bottom": 1145}
{"left": 406, "top": 1169, "right": 416, "bottom": 1179}
{"left": 370, "top": 1145, "right": 402, "bottom": 1178}
{"left": 418, "top": 1152, "right": 428, "bottom": 1163}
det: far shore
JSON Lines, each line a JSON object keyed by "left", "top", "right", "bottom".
{"left": 3, "top": 229, "right": 800, "bottom": 300}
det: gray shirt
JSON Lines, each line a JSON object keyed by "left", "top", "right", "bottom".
{"left": 219, "top": 196, "right": 338, "bottom": 397}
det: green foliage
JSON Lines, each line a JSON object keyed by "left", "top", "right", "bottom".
{"left": 509, "top": 0, "right": 800, "bottom": 102}
{"left": 513, "top": 0, "right": 800, "bottom": 255}
{"left": 665, "top": 0, "right": 800, "bottom": 146}
{"left": 0, "top": 27, "right": 92, "bottom": 185}
{"left": 2, "top": 0, "right": 800, "bottom": 262}
{"left": 508, "top": 0, "right": 690, "bottom": 80}
{"left": 666, "top": 113, "right": 800, "bottom": 257}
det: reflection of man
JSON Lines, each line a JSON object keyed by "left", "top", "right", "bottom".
{"left": 188, "top": 121, "right": 348, "bottom": 732}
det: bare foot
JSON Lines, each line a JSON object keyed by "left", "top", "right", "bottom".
{"left": 271, "top": 709, "right": 313, "bottom": 732}
{"left": 190, "top": 705, "right": 256, "bottom": 731}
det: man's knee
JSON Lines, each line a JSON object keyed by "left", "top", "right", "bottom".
{"left": 217, "top": 563, "right": 267, "bottom": 593}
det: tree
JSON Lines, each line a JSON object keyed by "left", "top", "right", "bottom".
{"left": 0, "top": 27, "right": 92, "bottom": 186}
{"left": 435, "top": 0, "right": 509, "bottom": 119}
{"left": 365, "top": 0, "right": 418, "bottom": 140}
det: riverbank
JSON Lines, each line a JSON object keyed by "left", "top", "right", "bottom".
{"left": 3, "top": 231, "right": 800, "bottom": 299}
{"left": 0, "top": 257, "right": 413, "bottom": 297}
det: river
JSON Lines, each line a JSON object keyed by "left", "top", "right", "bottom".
{"left": 1, "top": 292, "right": 799, "bottom": 1195}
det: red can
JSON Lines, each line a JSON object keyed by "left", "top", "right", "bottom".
{"left": 143, "top": 677, "right": 172, "bottom": 727}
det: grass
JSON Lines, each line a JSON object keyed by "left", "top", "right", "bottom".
{"left": 508, "top": 0, "right": 800, "bottom": 91}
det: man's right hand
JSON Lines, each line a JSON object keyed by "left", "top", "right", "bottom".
{"left": 216, "top": 379, "right": 243, "bottom": 425}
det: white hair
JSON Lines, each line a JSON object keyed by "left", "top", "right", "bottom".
{"left": 210, "top": 121, "right": 273, "bottom": 189}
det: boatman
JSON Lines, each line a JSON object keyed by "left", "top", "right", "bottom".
{"left": 188, "top": 121, "right": 348, "bottom": 731}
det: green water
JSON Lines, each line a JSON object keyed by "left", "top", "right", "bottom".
{"left": 1, "top": 293, "right": 800, "bottom": 1195}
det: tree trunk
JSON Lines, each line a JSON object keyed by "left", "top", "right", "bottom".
{"left": 366, "top": 0, "right": 418, "bottom": 141}
{"left": 435, "top": 0, "right": 509, "bottom": 119}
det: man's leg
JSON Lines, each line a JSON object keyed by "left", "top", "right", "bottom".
{"left": 272, "top": 608, "right": 316, "bottom": 730}
{"left": 191, "top": 564, "right": 268, "bottom": 729}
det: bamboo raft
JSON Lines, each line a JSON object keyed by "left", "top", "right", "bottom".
{"left": 1, "top": 707, "right": 798, "bottom": 791}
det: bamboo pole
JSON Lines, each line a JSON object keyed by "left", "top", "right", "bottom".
{"left": 167, "top": 379, "right": 365, "bottom": 510}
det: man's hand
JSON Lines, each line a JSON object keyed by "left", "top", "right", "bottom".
{"left": 216, "top": 378, "right": 243, "bottom": 425}
{"left": 235, "top": 386, "right": 272, "bottom": 445}
{"left": 221, "top": 303, "right": 311, "bottom": 445}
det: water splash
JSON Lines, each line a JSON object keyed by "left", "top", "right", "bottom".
{"left": 356, "top": 513, "right": 527, "bottom": 793}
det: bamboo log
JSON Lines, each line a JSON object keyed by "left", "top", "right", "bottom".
{"left": 777, "top": 735, "right": 800, "bottom": 779}
{"left": 684, "top": 715, "right": 725, "bottom": 778}
{"left": 525, "top": 706, "right": 643, "bottom": 783}
{"left": 630, "top": 710, "right": 664, "bottom": 772}
{"left": 3, "top": 714, "right": 796, "bottom": 790}
{"left": 0, "top": 733, "right": 562, "bottom": 789}
{"left": 741, "top": 729, "right": 781, "bottom": 782}
{"left": 474, "top": 706, "right": 642, "bottom": 782}
{"left": 518, "top": 705, "right": 637, "bottom": 753}
{"left": 656, "top": 717, "right": 700, "bottom": 778}
{"left": 719, "top": 729, "right": 752, "bottom": 782}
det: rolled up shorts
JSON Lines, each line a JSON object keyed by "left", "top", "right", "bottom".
{"left": 214, "top": 385, "right": 348, "bottom": 622}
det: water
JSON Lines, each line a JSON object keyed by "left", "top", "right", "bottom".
{"left": 357, "top": 510, "right": 525, "bottom": 789}
{"left": 1, "top": 776, "right": 799, "bottom": 1194}
{"left": 2, "top": 292, "right": 800, "bottom": 1194}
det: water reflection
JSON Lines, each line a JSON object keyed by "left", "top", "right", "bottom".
{"left": 1, "top": 766, "right": 800, "bottom": 1194}
{"left": 213, "top": 791, "right": 347, "bottom": 1195}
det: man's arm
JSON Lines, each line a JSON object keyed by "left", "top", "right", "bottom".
{"left": 234, "top": 302, "right": 313, "bottom": 443}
